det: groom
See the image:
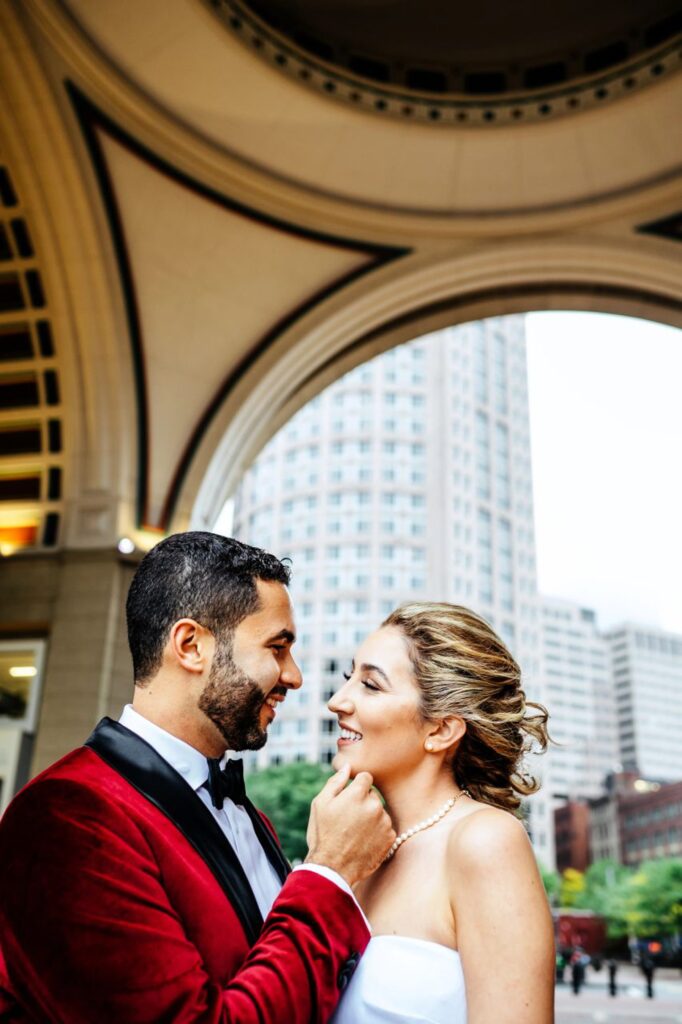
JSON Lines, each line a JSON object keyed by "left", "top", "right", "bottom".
{"left": 0, "top": 532, "right": 394, "bottom": 1022}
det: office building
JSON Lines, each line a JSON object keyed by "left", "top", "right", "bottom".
{"left": 232, "top": 315, "right": 554, "bottom": 864}
{"left": 540, "top": 597, "right": 618, "bottom": 802}
{"left": 604, "top": 624, "right": 682, "bottom": 781}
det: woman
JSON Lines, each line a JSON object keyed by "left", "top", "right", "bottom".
{"left": 329, "top": 602, "right": 555, "bottom": 1024}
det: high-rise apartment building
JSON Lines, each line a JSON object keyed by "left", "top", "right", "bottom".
{"left": 231, "top": 316, "right": 552, "bottom": 863}
{"left": 603, "top": 624, "right": 682, "bottom": 781}
{"left": 539, "top": 597, "right": 618, "bottom": 801}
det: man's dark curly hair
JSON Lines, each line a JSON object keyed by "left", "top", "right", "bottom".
{"left": 126, "top": 531, "right": 291, "bottom": 684}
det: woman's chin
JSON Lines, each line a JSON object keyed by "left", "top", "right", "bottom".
{"left": 333, "top": 747, "right": 367, "bottom": 777}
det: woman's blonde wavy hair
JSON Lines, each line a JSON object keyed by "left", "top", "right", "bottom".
{"left": 383, "top": 602, "right": 549, "bottom": 814}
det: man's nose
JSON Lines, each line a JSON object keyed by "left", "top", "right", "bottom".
{"left": 281, "top": 653, "right": 303, "bottom": 690}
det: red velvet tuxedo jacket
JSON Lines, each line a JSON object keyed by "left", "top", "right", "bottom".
{"left": 0, "top": 718, "right": 369, "bottom": 1023}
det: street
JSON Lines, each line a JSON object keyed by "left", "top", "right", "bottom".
{"left": 556, "top": 964, "right": 682, "bottom": 1023}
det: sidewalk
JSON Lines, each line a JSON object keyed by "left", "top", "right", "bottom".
{"left": 555, "top": 965, "right": 682, "bottom": 1023}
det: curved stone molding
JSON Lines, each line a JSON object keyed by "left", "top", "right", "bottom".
{"left": 0, "top": 3, "right": 136, "bottom": 551}
{"left": 0, "top": 157, "right": 63, "bottom": 554}
{"left": 189, "top": 236, "right": 682, "bottom": 531}
{"left": 68, "top": 85, "right": 408, "bottom": 532}
{"left": 208, "top": 0, "right": 682, "bottom": 128}
{"left": 39, "top": 0, "right": 682, "bottom": 232}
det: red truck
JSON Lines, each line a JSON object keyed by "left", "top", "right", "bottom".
{"left": 554, "top": 909, "right": 607, "bottom": 963}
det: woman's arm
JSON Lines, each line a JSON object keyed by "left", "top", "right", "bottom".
{"left": 449, "top": 808, "right": 555, "bottom": 1024}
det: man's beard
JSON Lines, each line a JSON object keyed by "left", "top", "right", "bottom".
{"left": 198, "top": 638, "right": 269, "bottom": 751}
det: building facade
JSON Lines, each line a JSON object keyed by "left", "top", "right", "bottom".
{"left": 556, "top": 774, "right": 682, "bottom": 869}
{"left": 604, "top": 624, "right": 682, "bottom": 781}
{"left": 232, "top": 315, "right": 554, "bottom": 864}
{"left": 554, "top": 800, "right": 591, "bottom": 873}
{"left": 617, "top": 777, "right": 682, "bottom": 866}
{"left": 540, "top": 597, "right": 618, "bottom": 803}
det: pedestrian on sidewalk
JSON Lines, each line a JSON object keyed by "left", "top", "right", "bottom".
{"left": 570, "top": 948, "right": 586, "bottom": 995}
{"left": 641, "top": 955, "right": 655, "bottom": 999}
{"left": 606, "top": 958, "right": 617, "bottom": 997}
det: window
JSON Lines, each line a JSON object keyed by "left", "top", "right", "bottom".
{"left": 0, "top": 639, "right": 46, "bottom": 813}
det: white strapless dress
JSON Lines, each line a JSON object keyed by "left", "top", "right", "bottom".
{"left": 331, "top": 935, "right": 467, "bottom": 1024}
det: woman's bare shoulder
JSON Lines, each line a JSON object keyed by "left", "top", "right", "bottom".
{"left": 447, "top": 804, "right": 532, "bottom": 874}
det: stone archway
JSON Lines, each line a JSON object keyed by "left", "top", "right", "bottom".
{"left": 189, "top": 236, "right": 682, "bottom": 530}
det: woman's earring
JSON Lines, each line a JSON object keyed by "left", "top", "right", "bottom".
{"left": 425, "top": 741, "right": 434, "bottom": 752}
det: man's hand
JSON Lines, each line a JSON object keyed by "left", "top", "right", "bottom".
{"left": 305, "top": 764, "right": 396, "bottom": 886}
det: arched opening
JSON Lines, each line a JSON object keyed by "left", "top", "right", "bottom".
{"left": 195, "top": 308, "right": 681, "bottom": 872}
{"left": 187, "top": 243, "right": 682, "bottom": 534}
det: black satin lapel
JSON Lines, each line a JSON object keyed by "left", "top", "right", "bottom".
{"left": 243, "top": 799, "right": 291, "bottom": 885}
{"left": 85, "top": 718, "right": 263, "bottom": 945}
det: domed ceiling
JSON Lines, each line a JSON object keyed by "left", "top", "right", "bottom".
{"left": 211, "top": 0, "right": 682, "bottom": 123}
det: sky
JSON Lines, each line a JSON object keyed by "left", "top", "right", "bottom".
{"left": 525, "top": 311, "right": 682, "bottom": 634}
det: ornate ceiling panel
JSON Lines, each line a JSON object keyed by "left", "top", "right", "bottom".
{"left": 70, "top": 90, "right": 404, "bottom": 529}
{"left": 61, "top": 0, "right": 682, "bottom": 222}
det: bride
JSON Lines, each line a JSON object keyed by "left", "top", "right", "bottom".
{"left": 328, "top": 602, "right": 555, "bottom": 1024}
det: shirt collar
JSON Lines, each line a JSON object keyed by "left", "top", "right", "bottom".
{"left": 119, "top": 704, "right": 232, "bottom": 792}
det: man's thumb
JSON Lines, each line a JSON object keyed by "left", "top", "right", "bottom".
{"left": 323, "top": 762, "right": 351, "bottom": 797}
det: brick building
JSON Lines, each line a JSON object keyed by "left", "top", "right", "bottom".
{"left": 553, "top": 774, "right": 682, "bottom": 870}
{"left": 555, "top": 801, "right": 591, "bottom": 873}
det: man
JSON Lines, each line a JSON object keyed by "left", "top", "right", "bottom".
{"left": 0, "top": 532, "right": 395, "bottom": 1022}
{"left": 641, "top": 955, "right": 655, "bottom": 999}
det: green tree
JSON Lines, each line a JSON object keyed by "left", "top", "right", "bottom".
{"left": 559, "top": 867, "right": 585, "bottom": 908}
{"left": 538, "top": 862, "right": 560, "bottom": 906}
{"left": 245, "top": 761, "right": 332, "bottom": 862}
{"left": 574, "top": 859, "right": 632, "bottom": 938}
{"left": 624, "top": 858, "right": 682, "bottom": 938}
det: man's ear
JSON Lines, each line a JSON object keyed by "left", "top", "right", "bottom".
{"left": 168, "top": 619, "right": 212, "bottom": 675}
{"left": 424, "top": 716, "right": 466, "bottom": 754}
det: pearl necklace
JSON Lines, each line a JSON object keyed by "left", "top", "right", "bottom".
{"left": 385, "top": 790, "right": 470, "bottom": 861}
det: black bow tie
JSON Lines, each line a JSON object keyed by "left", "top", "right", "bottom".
{"left": 206, "top": 757, "right": 246, "bottom": 809}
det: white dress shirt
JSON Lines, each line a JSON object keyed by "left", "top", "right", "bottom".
{"left": 119, "top": 705, "right": 362, "bottom": 921}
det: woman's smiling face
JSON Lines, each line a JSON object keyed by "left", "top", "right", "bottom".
{"left": 327, "top": 625, "right": 431, "bottom": 786}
